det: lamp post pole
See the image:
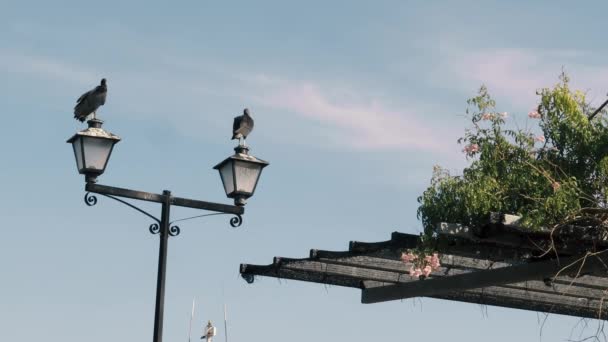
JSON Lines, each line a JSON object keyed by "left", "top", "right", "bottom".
{"left": 83, "top": 183, "right": 246, "bottom": 342}
{"left": 153, "top": 190, "right": 171, "bottom": 342}
{"left": 69, "top": 116, "right": 268, "bottom": 342}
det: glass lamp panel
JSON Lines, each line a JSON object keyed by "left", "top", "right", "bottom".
{"left": 72, "top": 137, "right": 84, "bottom": 171}
{"left": 83, "top": 137, "right": 114, "bottom": 171}
{"left": 234, "top": 160, "right": 262, "bottom": 194}
{"left": 219, "top": 161, "right": 235, "bottom": 195}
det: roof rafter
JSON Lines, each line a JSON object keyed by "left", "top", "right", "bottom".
{"left": 361, "top": 251, "right": 608, "bottom": 303}
{"left": 241, "top": 223, "right": 608, "bottom": 320}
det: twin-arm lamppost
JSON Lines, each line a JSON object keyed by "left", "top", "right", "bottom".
{"left": 67, "top": 117, "right": 268, "bottom": 342}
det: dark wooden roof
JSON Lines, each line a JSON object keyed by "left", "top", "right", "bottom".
{"left": 240, "top": 217, "right": 608, "bottom": 320}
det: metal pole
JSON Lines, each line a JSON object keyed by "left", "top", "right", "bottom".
{"left": 153, "top": 190, "right": 171, "bottom": 342}
{"left": 188, "top": 298, "right": 195, "bottom": 342}
{"left": 224, "top": 304, "right": 228, "bottom": 342}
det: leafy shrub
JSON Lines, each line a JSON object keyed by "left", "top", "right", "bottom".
{"left": 417, "top": 73, "right": 608, "bottom": 233}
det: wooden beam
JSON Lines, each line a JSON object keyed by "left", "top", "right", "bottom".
{"left": 312, "top": 248, "right": 608, "bottom": 292}
{"left": 312, "top": 247, "right": 510, "bottom": 269}
{"left": 360, "top": 271, "right": 608, "bottom": 301}
{"left": 437, "top": 220, "right": 608, "bottom": 254}
{"left": 239, "top": 263, "right": 363, "bottom": 288}
{"left": 362, "top": 252, "right": 608, "bottom": 303}
{"left": 434, "top": 286, "right": 608, "bottom": 320}
{"left": 348, "top": 231, "right": 561, "bottom": 263}
{"left": 351, "top": 238, "right": 522, "bottom": 263}
{"left": 390, "top": 232, "right": 538, "bottom": 262}
{"left": 261, "top": 248, "right": 608, "bottom": 297}
{"left": 348, "top": 232, "right": 418, "bottom": 253}
{"left": 241, "top": 263, "right": 608, "bottom": 319}
{"left": 362, "top": 280, "right": 608, "bottom": 319}
{"left": 265, "top": 256, "right": 608, "bottom": 300}
{"left": 275, "top": 258, "right": 411, "bottom": 284}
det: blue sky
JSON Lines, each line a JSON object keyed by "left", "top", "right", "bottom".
{"left": 2, "top": 1, "right": 608, "bottom": 341}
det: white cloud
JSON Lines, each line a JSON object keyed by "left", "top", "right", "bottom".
{"left": 0, "top": 49, "right": 462, "bottom": 157}
{"left": 0, "top": 50, "right": 99, "bottom": 86}
{"left": 442, "top": 47, "right": 608, "bottom": 109}
{"left": 246, "top": 75, "right": 458, "bottom": 154}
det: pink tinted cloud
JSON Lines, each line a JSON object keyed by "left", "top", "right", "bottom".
{"left": 447, "top": 48, "right": 608, "bottom": 108}
{"left": 0, "top": 50, "right": 460, "bottom": 157}
{"left": 451, "top": 49, "right": 552, "bottom": 107}
{"left": 251, "top": 77, "right": 454, "bottom": 153}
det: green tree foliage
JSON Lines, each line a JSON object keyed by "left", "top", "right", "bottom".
{"left": 417, "top": 73, "right": 608, "bottom": 233}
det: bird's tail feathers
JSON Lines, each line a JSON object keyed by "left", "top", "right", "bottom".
{"left": 74, "top": 113, "right": 86, "bottom": 122}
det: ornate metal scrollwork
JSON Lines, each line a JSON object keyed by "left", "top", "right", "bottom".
{"left": 149, "top": 224, "right": 180, "bottom": 236}
{"left": 86, "top": 191, "right": 161, "bottom": 225}
{"left": 149, "top": 223, "right": 160, "bottom": 235}
{"left": 230, "top": 214, "right": 243, "bottom": 228}
{"left": 169, "top": 225, "right": 181, "bottom": 237}
{"left": 84, "top": 192, "right": 98, "bottom": 206}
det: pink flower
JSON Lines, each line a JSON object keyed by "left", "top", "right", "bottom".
{"left": 400, "top": 252, "right": 417, "bottom": 263}
{"left": 500, "top": 112, "right": 508, "bottom": 119}
{"left": 423, "top": 265, "right": 432, "bottom": 277}
{"left": 462, "top": 143, "right": 480, "bottom": 154}
{"left": 528, "top": 110, "right": 541, "bottom": 119}
{"left": 552, "top": 181, "right": 561, "bottom": 191}
{"left": 481, "top": 113, "right": 493, "bottom": 120}
{"left": 409, "top": 266, "right": 422, "bottom": 278}
{"left": 430, "top": 253, "right": 441, "bottom": 269}
{"left": 535, "top": 135, "right": 545, "bottom": 143}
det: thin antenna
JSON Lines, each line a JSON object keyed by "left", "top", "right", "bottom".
{"left": 188, "top": 298, "right": 196, "bottom": 342}
{"left": 224, "top": 304, "right": 228, "bottom": 342}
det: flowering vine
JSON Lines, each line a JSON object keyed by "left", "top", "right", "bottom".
{"left": 418, "top": 72, "right": 608, "bottom": 233}
{"left": 400, "top": 250, "right": 441, "bottom": 278}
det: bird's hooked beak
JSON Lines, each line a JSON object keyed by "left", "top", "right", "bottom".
{"left": 100, "top": 78, "right": 107, "bottom": 86}
{"left": 243, "top": 108, "right": 250, "bottom": 115}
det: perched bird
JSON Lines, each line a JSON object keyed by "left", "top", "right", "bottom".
{"left": 200, "top": 321, "right": 216, "bottom": 341}
{"left": 232, "top": 108, "right": 254, "bottom": 146}
{"left": 74, "top": 78, "right": 107, "bottom": 122}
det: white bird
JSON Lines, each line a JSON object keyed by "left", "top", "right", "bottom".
{"left": 201, "top": 321, "right": 217, "bottom": 341}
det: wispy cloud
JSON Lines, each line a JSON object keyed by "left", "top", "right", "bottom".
{"left": 246, "top": 75, "right": 458, "bottom": 154}
{"left": 0, "top": 50, "right": 99, "bottom": 86}
{"left": 0, "top": 47, "right": 465, "bottom": 159}
{"left": 440, "top": 47, "right": 608, "bottom": 108}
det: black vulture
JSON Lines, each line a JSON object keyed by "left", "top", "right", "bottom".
{"left": 232, "top": 108, "right": 254, "bottom": 145}
{"left": 74, "top": 78, "right": 107, "bottom": 122}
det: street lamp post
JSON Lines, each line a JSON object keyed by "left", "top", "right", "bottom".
{"left": 67, "top": 118, "right": 268, "bottom": 342}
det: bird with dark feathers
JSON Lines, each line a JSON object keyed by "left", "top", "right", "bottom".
{"left": 74, "top": 78, "right": 107, "bottom": 122}
{"left": 232, "top": 108, "right": 254, "bottom": 146}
